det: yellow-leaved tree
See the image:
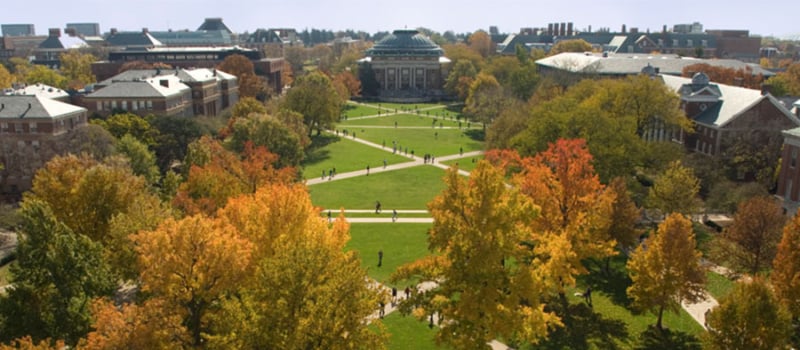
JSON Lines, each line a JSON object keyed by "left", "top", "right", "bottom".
{"left": 392, "top": 160, "right": 560, "bottom": 348}
{"left": 626, "top": 213, "right": 705, "bottom": 330}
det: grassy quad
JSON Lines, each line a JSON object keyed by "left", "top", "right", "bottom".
{"left": 309, "top": 165, "right": 448, "bottom": 210}
{"left": 380, "top": 312, "right": 446, "bottom": 350}
{"left": 342, "top": 103, "right": 383, "bottom": 118}
{"left": 341, "top": 127, "right": 483, "bottom": 158}
{"left": 302, "top": 135, "right": 411, "bottom": 181}
{"left": 340, "top": 113, "right": 464, "bottom": 128}
{"left": 705, "top": 271, "right": 735, "bottom": 300}
{"left": 346, "top": 223, "right": 431, "bottom": 287}
{"left": 440, "top": 155, "right": 484, "bottom": 172}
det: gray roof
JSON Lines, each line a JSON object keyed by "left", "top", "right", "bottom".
{"left": 4, "top": 83, "right": 69, "bottom": 100}
{"left": 150, "top": 30, "right": 232, "bottom": 46}
{"left": 0, "top": 95, "right": 85, "bottom": 120}
{"left": 87, "top": 76, "right": 189, "bottom": 98}
{"left": 661, "top": 74, "right": 798, "bottom": 128}
{"left": 97, "top": 68, "right": 237, "bottom": 87}
{"left": 536, "top": 52, "right": 774, "bottom": 77}
{"left": 197, "top": 18, "right": 232, "bottom": 34}
{"left": 38, "top": 35, "right": 88, "bottom": 50}
{"left": 105, "top": 31, "right": 163, "bottom": 47}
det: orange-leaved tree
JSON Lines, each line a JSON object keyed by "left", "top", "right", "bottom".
{"left": 392, "top": 160, "right": 560, "bottom": 348}
{"left": 716, "top": 196, "right": 785, "bottom": 275}
{"left": 173, "top": 136, "right": 296, "bottom": 215}
{"left": 627, "top": 213, "right": 705, "bottom": 330}
{"left": 771, "top": 212, "right": 800, "bottom": 321}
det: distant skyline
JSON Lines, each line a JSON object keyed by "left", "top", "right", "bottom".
{"left": 2, "top": 0, "right": 798, "bottom": 38}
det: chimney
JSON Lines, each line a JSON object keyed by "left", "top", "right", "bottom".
{"left": 588, "top": 25, "right": 592, "bottom": 33}
{"left": 110, "top": 28, "right": 117, "bottom": 35}
{"left": 142, "top": 27, "right": 149, "bottom": 34}
{"left": 64, "top": 27, "right": 77, "bottom": 37}
{"left": 622, "top": 24, "right": 626, "bottom": 33}
{"left": 663, "top": 25, "right": 667, "bottom": 33}
{"left": 159, "top": 79, "right": 169, "bottom": 88}
{"left": 547, "top": 23, "right": 553, "bottom": 36}
{"left": 560, "top": 22, "right": 566, "bottom": 36}
{"left": 567, "top": 22, "right": 573, "bottom": 36}
{"left": 48, "top": 28, "right": 61, "bottom": 38}
{"left": 630, "top": 27, "right": 638, "bottom": 34}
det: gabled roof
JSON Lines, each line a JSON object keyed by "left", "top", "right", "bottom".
{"left": 660, "top": 74, "right": 799, "bottom": 128}
{"left": 197, "top": 18, "right": 232, "bottom": 34}
{"left": 97, "top": 68, "right": 237, "bottom": 87}
{"left": 150, "top": 30, "right": 232, "bottom": 46}
{"left": 38, "top": 35, "right": 88, "bottom": 50}
{"left": 87, "top": 76, "right": 189, "bottom": 98}
{"left": 0, "top": 95, "right": 85, "bottom": 119}
{"left": 105, "top": 31, "right": 163, "bottom": 47}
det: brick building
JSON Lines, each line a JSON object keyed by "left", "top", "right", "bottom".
{"left": 0, "top": 95, "right": 89, "bottom": 197}
{"left": 776, "top": 100, "right": 800, "bottom": 215}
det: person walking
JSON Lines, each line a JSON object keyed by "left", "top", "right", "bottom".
{"left": 378, "top": 250, "right": 383, "bottom": 267}
{"left": 392, "top": 209, "right": 398, "bottom": 222}
{"left": 366, "top": 164, "right": 370, "bottom": 175}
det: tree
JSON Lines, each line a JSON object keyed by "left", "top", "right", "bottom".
{"left": 0, "top": 200, "right": 115, "bottom": 345}
{"left": 715, "top": 196, "right": 785, "bottom": 275}
{"left": 646, "top": 160, "right": 700, "bottom": 216}
{"left": 607, "top": 177, "right": 641, "bottom": 263}
{"left": 0, "top": 64, "right": 12, "bottom": 89}
{"left": 766, "top": 62, "right": 800, "bottom": 96}
{"left": 444, "top": 60, "right": 478, "bottom": 100}
{"left": 283, "top": 71, "right": 341, "bottom": 135}
{"left": 115, "top": 134, "right": 161, "bottom": 186}
{"left": 59, "top": 50, "right": 96, "bottom": 89}
{"left": 681, "top": 63, "right": 763, "bottom": 89}
{"left": 626, "top": 213, "right": 706, "bottom": 331}
{"left": 463, "top": 72, "right": 508, "bottom": 123}
{"left": 148, "top": 114, "right": 205, "bottom": 172}
{"left": 468, "top": 30, "right": 493, "bottom": 58}
{"left": 227, "top": 113, "right": 305, "bottom": 168}
{"left": 23, "top": 65, "right": 67, "bottom": 89}
{"left": 442, "top": 43, "right": 485, "bottom": 71}
{"left": 90, "top": 112, "right": 158, "bottom": 147}
{"left": 392, "top": 161, "right": 560, "bottom": 348}
{"left": 503, "top": 140, "right": 616, "bottom": 310}
{"left": 771, "top": 213, "right": 800, "bottom": 321}
{"left": 704, "top": 279, "right": 792, "bottom": 350}
{"left": 132, "top": 215, "right": 253, "bottom": 348}
{"left": 333, "top": 70, "right": 361, "bottom": 98}
{"left": 174, "top": 137, "right": 296, "bottom": 215}
{"left": 83, "top": 298, "right": 186, "bottom": 350}
{"left": 217, "top": 54, "right": 267, "bottom": 99}
{"left": 549, "top": 39, "right": 593, "bottom": 55}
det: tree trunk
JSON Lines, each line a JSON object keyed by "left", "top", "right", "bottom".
{"left": 656, "top": 305, "right": 664, "bottom": 331}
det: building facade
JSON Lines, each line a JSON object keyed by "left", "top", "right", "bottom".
{"left": 360, "top": 29, "right": 450, "bottom": 102}
{"left": 0, "top": 95, "right": 88, "bottom": 197}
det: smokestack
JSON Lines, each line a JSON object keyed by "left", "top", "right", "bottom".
{"left": 567, "top": 22, "right": 574, "bottom": 36}
{"left": 663, "top": 25, "right": 667, "bottom": 33}
{"left": 560, "top": 22, "right": 566, "bottom": 36}
{"left": 110, "top": 28, "right": 118, "bottom": 35}
{"left": 622, "top": 24, "right": 626, "bottom": 33}
{"left": 48, "top": 28, "right": 60, "bottom": 38}
{"left": 588, "top": 25, "right": 592, "bottom": 33}
{"left": 64, "top": 27, "right": 77, "bottom": 36}
{"left": 548, "top": 23, "right": 553, "bottom": 36}
{"left": 142, "top": 27, "right": 149, "bottom": 34}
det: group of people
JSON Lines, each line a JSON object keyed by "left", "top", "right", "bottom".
{"left": 378, "top": 285, "right": 415, "bottom": 319}
{"left": 322, "top": 167, "right": 337, "bottom": 180}
{"left": 423, "top": 154, "right": 435, "bottom": 164}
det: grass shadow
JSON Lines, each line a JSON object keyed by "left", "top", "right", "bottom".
{"left": 635, "top": 326, "right": 701, "bottom": 350}
{"left": 464, "top": 129, "right": 485, "bottom": 142}
{"left": 531, "top": 303, "right": 629, "bottom": 350}
{"left": 303, "top": 134, "right": 340, "bottom": 166}
{"left": 582, "top": 256, "right": 634, "bottom": 307}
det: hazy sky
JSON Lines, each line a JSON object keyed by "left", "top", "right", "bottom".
{"left": 2, "top": 0, "right": 798, "bottom": 38}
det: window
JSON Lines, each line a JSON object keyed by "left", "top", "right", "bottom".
{"left": 96, "top": 101, "right": 102, "bottom": 111}
{"left": 29, "top": 122, "right": 36, "bottom": 133}
{"left": 121, "top": 101, "right": 127, "bottom": 110}
{"left": 111, "top": 101, "right": 117, "bottom": 109}
{"left": 132, "top": 101, "right": 138, "bottom": 111}
{"left": 146, "top": 101, "right": 152, "bottom": 110}
{"left": 701, "top": 40, "right": 708, "bottom": 48}
{"left": 687, "top": 39, "right": 693, "bottom": 47}
{"left": 673, "top": 39, "right": 679, "bottom": 46}
{"left": 0, "top": 122, "right": 7, "bottom": 132}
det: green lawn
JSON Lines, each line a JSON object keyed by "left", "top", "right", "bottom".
{"left": 340, "top": 113, "right": 464, "bottom": 128}
{"left": 441, "top": 155, "right": 483, "bottom": 172}
{"left": 346, "top": 223, "right": 431, "bottom": 286}
{"left": 365, "top": 102, "right": 445, "bottom": 111}
{"left": 381, "top": 312, "right": 446, "bottom": 350}
{"left": 302, "top": 135, "right": 411, "bottom": 180}
{"left": 325, "top": 212, "right": 430, "bottom": 218}
{"left": 342, "top": 103, "right": 382, "bottom": 118}
{"left": 340, "top": 127, "right": 484, "bottom": 158}
{"left": 310, "top": 165, "right": 447, "bottom": 210}
{"left": 706, "top": 271, "right": 735, "bottom": 300}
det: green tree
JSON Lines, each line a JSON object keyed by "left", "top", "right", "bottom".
{"left": 715, "top": 196, "right": 785, "bottom": 275}
{"left": 227, "top": 113, "right": 304, "bottom": 168}
{"left": 90, "top": 112, "right": 158, "bottom": 147}
{"left": 0, "top": 200, "right": 115, "bottom": 345}
{"left": 392, "top": 161, "right": 560, "bottom": 348}
{"left": 444, "top": 59, "right": 478, "bottom": 100}
{"left": 646, "top": 160, "right": 700, "bottom": 216}
{"left": 116, "top": 134, "right": 161, "bottom": 186}
{"left": 0, "top": 64, "right": 12, "bottom": 89}
{"left": 283, "top": 71, "right": 341, "bottom": 135}
{"left": 767, "top": 62, "right": 800, "bottom": 96}
{"left": 549, "top": 39, "right": 593, "bottom": 55}
{"left": 626, "top": 213, "right": 706, "bottom": 330}
{"left": 23, "top": 65, "right": 67, "bottom": 89}
{"left": 704, "top": 279, "right": 792, "bottom": 350}
{"left": 148, "top": 114, "right": 205, "bottom": 172}
{"left": 463, "top": 72, "right": 508, "bottom": 123}
{"left": 607, "top": 177, "right": 641, "bottom": 267}
{"left": 59, "top": 50, "right": 96, "bottom": 89}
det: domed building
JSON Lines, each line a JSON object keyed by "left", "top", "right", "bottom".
{"left": 360, "top": 29, "right": 450, "bottom": 102}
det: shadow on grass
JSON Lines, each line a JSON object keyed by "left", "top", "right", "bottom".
{"left": 635, "top": 326, "right": 701, "bottom": 350}
{"left": 582, "top": 256, "right": 634, "bottom": 307}
{"left": 303, "top": 134, "right": 340, "bottom": 166}
{"left": 531, "top": 303, "right": 629, "bottom": 350}
{"left": 464, "top": 129, "right": 485, "bottom": 142}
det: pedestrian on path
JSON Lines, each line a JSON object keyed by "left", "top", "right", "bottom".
{"left": 459, "top": 146, "right": 463, "bottom": 156}
{"left": 366, "top": 164, "right": 370, "bottom": 175}
{"left": 392, "top": 210, "right": 398, "bottom": 222}
{"left": 383, "top": 159, "right": 387, "bottom": 168}
{"left": 327, "top": 210, "right": 332, "bottom": 223}
{"left": 584, "top": 287, "right": 592, "bottom": 307}
{"left": 392, "top": 287, "right": 398, "bottom": 306}
{"left": 379, "top": 301, "right": 385, "bottom": 319}
{"left": 405, "top": 286, "right": 410, "bottom": 299}
{"left": 378, "top": 250, "right": 383, "bottom": 267}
